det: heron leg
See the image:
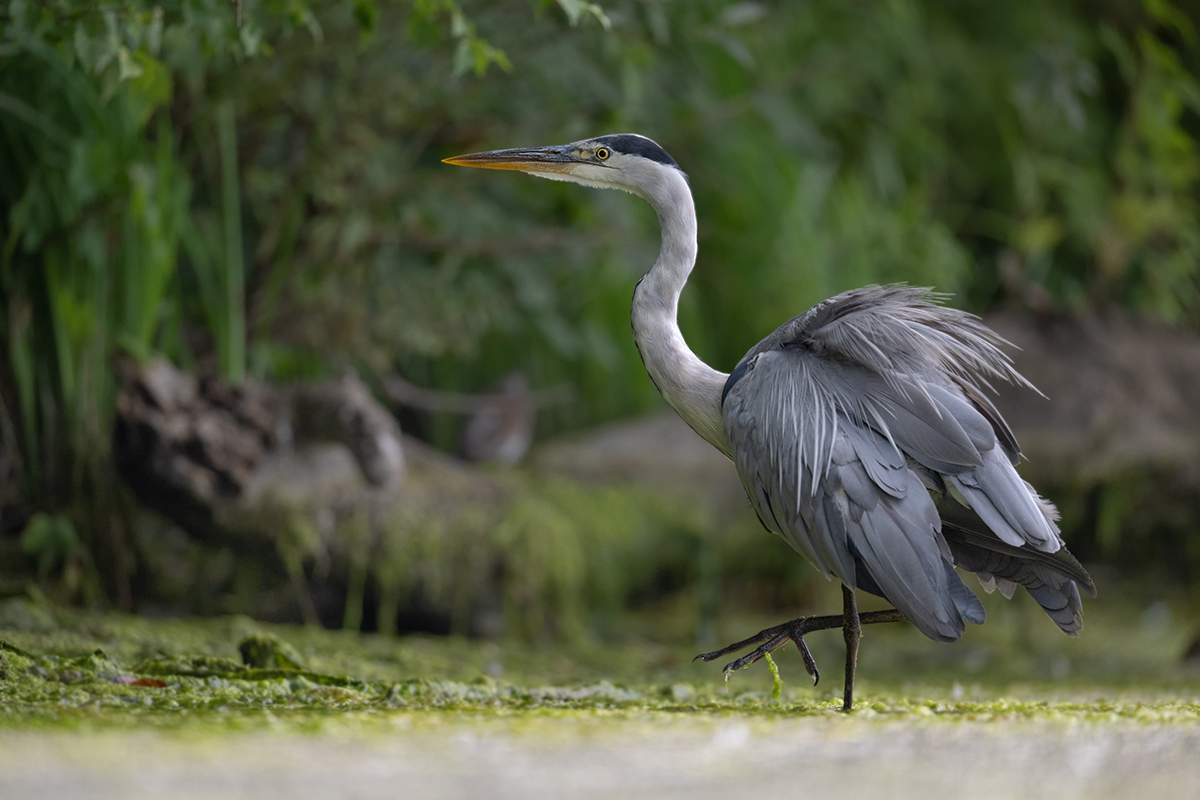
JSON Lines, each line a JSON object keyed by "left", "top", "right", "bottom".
{"left": 842, "top": 584, "right": 862, "bottom": 712}
{"left": 694, "top": 602, "right": 907, "bottom": 703}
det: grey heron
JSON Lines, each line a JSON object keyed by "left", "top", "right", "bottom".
{"left": 445, "top": 134, "right": 1095, "bottom": 710}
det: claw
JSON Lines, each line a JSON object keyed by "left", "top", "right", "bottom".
{"left": 798, "top": 637, "right": 820, "bottom": 686}
{"left": 696, "top": 617, "right": 822, "bottom": 685}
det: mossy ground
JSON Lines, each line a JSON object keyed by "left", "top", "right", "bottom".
{"left": 1, "top": 590, "right": 1198, "bottom": 800}
{"left": 1, "top": 579, "right": 1198, "bottom": 732}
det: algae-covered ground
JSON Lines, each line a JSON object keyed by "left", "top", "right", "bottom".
{"left": 1, "top": 590, "right": 1198, "bottom": 799}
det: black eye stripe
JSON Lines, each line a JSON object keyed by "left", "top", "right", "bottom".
{"left": 591, "top": 134, "right": 679, "bottom": 169}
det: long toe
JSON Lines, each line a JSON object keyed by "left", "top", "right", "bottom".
{"left": 696, "top": 618, "right": 827, "bottom": 681}
{"left": 694, "top": 621, "right": 795, "bottom": 664}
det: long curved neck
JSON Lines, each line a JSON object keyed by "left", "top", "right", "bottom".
{"left": 631, "top": 168, "right": 731, "bottom": 458}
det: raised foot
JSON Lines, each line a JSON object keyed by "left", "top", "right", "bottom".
{"left": 694, "top": 606, "right": 909, "bottom": 707}
{"left": 694, "top": 617, "right": 824, "bottom": 685}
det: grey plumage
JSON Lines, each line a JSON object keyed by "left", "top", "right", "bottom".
{"left": 937, "top": 498, "right": 1092, "bottom": 635}
{"left": 445, "top": 133, "right": 1095, "bottom": 709}
{"left": 722, "top": 284, "right": 1093, "bottom": 642}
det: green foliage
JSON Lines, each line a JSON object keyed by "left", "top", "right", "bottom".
{"left": 408, "top": 0, "right": 513, "bottom": 75}
{"left": 218, "top": 0, "right": 1200, "bottom": 417}
{"left": 0, "top": 4, "right": 202, "bottom": 601}
{"left": 4, "top": 0, "right": 1200, "bottom": 605}
{"left": 19, "top": 513, "right": 78, "bottom": 582}
{"left": 364, "top": 474, "right": 712, "bottom": 643}
{"left": 0, "top": 0, "right": 573, "bottom": 600}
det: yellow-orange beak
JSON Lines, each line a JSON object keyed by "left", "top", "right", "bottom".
{"left": 443, "top": 144, "right": 580, "bottom": 174}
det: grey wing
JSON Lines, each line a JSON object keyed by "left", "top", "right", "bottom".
{"left": 937, "top": 498, "right": 1096, "bottom": 635}
{"left": 723, "top": 286, "right": 1076, "bottom": 642}
{"left": 723, "top": 347, "right": 986, "bottom": 642}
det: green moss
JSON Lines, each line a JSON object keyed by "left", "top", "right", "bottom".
{"left": 0, "top": 598, "right": 1198, "bottom": 733}
{"left": 358, "top": 471, "right": 718, "bottom": 640}
{"left": 238, "top": 632, "right": 305, "bottom": 670}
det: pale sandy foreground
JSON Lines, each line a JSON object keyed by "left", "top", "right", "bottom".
{"left": 3, "top": 718, "right": 1198, "bottom": 800}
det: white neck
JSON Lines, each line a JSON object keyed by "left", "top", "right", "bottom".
{"left": 629, "top": 167, "right": 731, "bottom": 458}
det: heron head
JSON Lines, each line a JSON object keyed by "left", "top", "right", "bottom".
{"left": 443, "top": 134, "right": 683, "bottom": 199}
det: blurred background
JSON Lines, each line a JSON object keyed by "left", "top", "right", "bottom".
{"left": 2, "top": 0, "right": 1199, "bottom": 671}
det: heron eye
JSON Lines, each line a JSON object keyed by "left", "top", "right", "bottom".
{"left": 595, "top": 147, "right": 611, "bottom": 161}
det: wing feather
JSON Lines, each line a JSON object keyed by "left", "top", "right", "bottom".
{"left": 722, "top": 284, "right": 1088, "bottom": 642}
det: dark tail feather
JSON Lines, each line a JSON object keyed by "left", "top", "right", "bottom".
{"left": 942, "top": 521, "right": 1095, "bottom": 636}
{"left": 944, "top": 561, "right": 986, "bottom": 626}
